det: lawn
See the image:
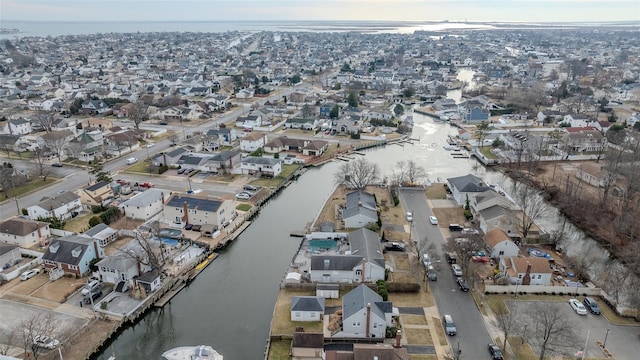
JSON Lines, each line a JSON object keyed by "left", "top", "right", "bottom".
{"left": 267, "top": 340, "right": 290, "bottom": 360}
{"left": 409, "top": 355, "right": 438, "bottom": 360}
{"left": 402, "top": 314, "right": 428, "bottom": 326}
{"left": 425, "top": 183, "right": 447, "bottom": 199}
{"left": 431, "top": 317, "right": 448, "bottom": 345}
{"left": 405, "top": 327, "right": 432, "bottom": 345}
{"left": 3, "top": 178, "right": 57, "bottom": 199}
{"left": 65, "top": 212, "right": 95, "bottom": 233}
{"left": 124, "top": 159, "right": 154, "bottom": 173}
{"left": 478, "top": 146, "right": 499, "bottom": 159}
{"left": 271, "top": 290, "right": 323, "bottom": 335}
{"left": 236, "top": 203, "right": 252, "bottom": 212}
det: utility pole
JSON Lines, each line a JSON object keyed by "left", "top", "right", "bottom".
{"left": 14, "top": 197, "right": 20, "bottom": 215}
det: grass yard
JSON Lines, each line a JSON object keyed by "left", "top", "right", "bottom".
{"left": 124, "top": 159, "right": 153, "bottom": 173}
{"left": 271, "top": 290, "right": 324, "bottom": 335}
{"left": 479, "top": 146, "right": 499, "bottom": 159}
{"left": 392, "top": 253, "right": 412, "bottom": 271}
{"left": 236, "top": 203, "right": 252, "bottom": 211}
{"left": 267, "top": 340, "right": 290, "bottom": 360}
{"left": 402, "top": 314, "right": 428, "bottom": 326}
{"left": 250, "top": 164, "right": 301, "bottom": 188}
{"left": 425, "top": 183, "right": 447, "bottom": 199}
{"left": 405, "top": 327, "right": 433, "bottom": 345}
{"left": 3, "top": 177, "right": 57, "bottom": 199}
{"left": 409, "top": 355, "right": 438, "bottom": 360}
{"left": 388, "top": 290, "right": 434, "bottom": 308}
{"left": 64, "top": 212, "right": 94, "bottom": 233}
{"left": 431, "top": 317, "right": 449, "bottom": 346}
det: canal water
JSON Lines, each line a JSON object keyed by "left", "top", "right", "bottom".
{"left": 96, "top": 110, "right": 616, "bottom": 359}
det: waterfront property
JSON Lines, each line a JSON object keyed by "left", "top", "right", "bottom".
{"left": 332, "top": 284, "right": 398, "bottom": 338}
{"left": 499, "top": 256, "right": 553, "bottom": 286}
{"left": 290, "top": 296, "right": 325, "bottom": 322}
{"left": 163, "top": 194, "right": 236, "bottom": 229}
{"left": 342, "top": 190, "right": 378, "bottom": 229}
{"left": 447, "top": 174, "right": 493, "bottom": 206}
{"left": 42, "top": 235, "right": 105, "bottom": 276}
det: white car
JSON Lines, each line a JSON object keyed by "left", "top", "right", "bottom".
{"left": 20, "top": 268, "right": 40, "bottom": 281}
{"left": 429, "top": 216, "right": 438, "bottom": 225}
{"left": 406, "top": 212, "right": 413, "bottom": 222}
{"left": 462, "top": 228, "right": 479, "bottom": 235}
{"left": 33, "top": 335, "right": 60, "bottom": 349}
{"left": 235, "top": 192, "right": 251, "bottom": 200}
{"left": 145, "top": 143, "right": 155, "bottom": 148}
{"left": 422, "top": 254, "right": 432, "bottom": 267}
{"left": 451, "top": 264, "right": 463, "bottom": 277}
{"left": 568, "top": 298, "right": 588, "bottom": 315}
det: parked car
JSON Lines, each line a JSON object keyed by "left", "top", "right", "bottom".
{"left": 422, "top": 254, "right": 431, "bottom": 267}
{"left": 569, "top": 298, "right": 588, "bottom": 315}
{"left": 451, "top": 264, "right": 463, "bottom": 277}
{"left": 488, "top": 344, "right": 504, "bottom": 360}
{"left": 427, "top": 265, "right": 437, "bottom": 281}
{"left": 583, "top": 297, "right": 601, "bottom": 315}
{"left": 383, "top": 242, "right": 406, "bottom": 252}
{"left": 448, "top": 224, "right": 464, "bottom": 232}
{"left": 116, "top": 179, "right": 130, "bottom": 185}
{"left": 462, "top": 228, "right": 479, "bottom": 235}
{"left": 405, "top": 212, "right": 413, "bottom": 222}
{"left": 243, "top": 185, "right": 258, "bottom": 192}
{"left": 235, "top": 192, "right": 251, "bottom": 200}
{"left": 429, "top": 216, "right": 438, "bottom": 225}
{"left": 177, "top": 168, "right": 186, "bottom": 174}
{"left": 83, "top": 290, "right": 102, "bottom": 304}
{"left": 443, "top": 315, "right": 456, "bottom": 336}
{"left": 33, "top": 335, "right": 60, "bottom": 350}
{"left": 158, "top": 121, "right": 168, "bottom": 125}
{"left": 20, "top": 268, "right": 40, "bottom": 280}
{"left": 457, "top": 278, "right": 469, "bottom": 292}
{"left": 138, "top": 182, "right": 154, "bottom": 188}
{"left": 51, "top": 162, "right": 63, "bottom": 167}
{"left": 81, "top": 280, "right": 101, "bottom": 296}
{"left": 145, "top": 143, "right": 155, "bottom": 148}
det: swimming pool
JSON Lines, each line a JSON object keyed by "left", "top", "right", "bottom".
{"left": 309, "top": 239, "right": 337, "bottom": 251}
{"left": 158, "top": 228, "right": 183, "bottom": 239}
{"left": 160, "top": 238, "right": 180, "bottom": 247}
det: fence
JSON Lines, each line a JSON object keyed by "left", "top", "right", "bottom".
{"left": 484, "top": 284, "right": 601, "bottom": 296}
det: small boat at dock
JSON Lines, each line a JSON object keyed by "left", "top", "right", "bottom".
{"left": 161, "top": 345, "right": 223, "bottom": 360}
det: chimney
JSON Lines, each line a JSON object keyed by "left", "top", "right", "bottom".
{"left": 182, "top": 201, "right": 189, "bottom": 224}
{"left": 161, "top": 192, "right": 165, "bottom": 204}
{"left": 523, "top": 262, "right": 532, "bottom": 285}
{"left": 395, "top": 329, "right": 402, "bottom": 348}
{"left": 365, "top": 303, "right": 371, "bottom": 338}
{"left": 361, "top": 258, "right": 366, "bottom": 283}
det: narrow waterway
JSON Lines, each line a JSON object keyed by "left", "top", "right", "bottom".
{"left": 96, "top": 111, "right": 619, "bottom": 359}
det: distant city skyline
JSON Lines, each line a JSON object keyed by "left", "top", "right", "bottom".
{"left": 2, "top": 0, "right": 639, "bottom": 23}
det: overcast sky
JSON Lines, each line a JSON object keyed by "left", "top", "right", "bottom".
{"left": 2, "top": 0, "right": 639, "bottom": 23}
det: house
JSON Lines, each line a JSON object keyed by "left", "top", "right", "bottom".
{"left": 537, "top": 110, "right": 566, "bottom": 125}
{"left": 462, "top": 105, "right": 490, "bottom": 122}
{"left": 27, "top": 191, "right": 82, "bottom": 221}
{"left": 163, "top": 194, "right": 235, "bottom": 229}
{"left": 319, "top": 102, "right": 337, "bottom": 118}
{"left": 562, "top": 114, "right": 591, "bottom": 128}
{"left": 135, "top": 270, "right": 162, "bottom": 293}
{"left": 78, "top": 181, "right": 115, "bottom": 209}
{"left": 95, "top": 239, "right": 154, "bottom": 289}
{"left": 0, "top": 218, "right": 51, "bottom": 248}
{"left": 563, "top": 127, "right": 607, "bottom": 153}
{"left": 447, "top": 174, "right": 493, "bottom": 206}
{"left": 240, "top": 156, "right": 282, "bottom": 177}
{"left": 499, "top": 257, "right": 553, "bottom": 286}
{"left": 476, "top": 204, "right": 520, "bottom": 237}
{"left": 239, "top": 132, "right": 268, "bottom": 152}
{"left": 152, "top": 147, "right": 189, "bottom": 167}
{"left": 236, "top": 115, "right": 262, "bottom": 129}
{"left": 576, "top": 162, "right": 612, "bottom": 188}
{"left": 485, "top": 228, "right": 520, "bottom": 260}
{"left": 207, "top": 150, "right": 242, "bottom": 174}
{"left": 335, "top": 284, "right": 397, "bottom": 338}
{"left": 290, "top": 296, "right": 325, "bottom": 322}
{"left": 291, "top": 332, "right": 324, "bottom": 360}
{"left": 0, "top": 244, "right": 22, "bottom": 273}
{"left": 0, "top": 134, "right": 22, "bottom": 153}
{"left": 81, "top": 223, "right": 118, "bottom": 247}
{"left": 120, "top": 188, "right": 172, "bottom": 221}
{"left": 42, "top": 235, "right": 105, "bottom": 276}
{"left": 593, "top": 120, "right": 612, "bottom": 133}
{"left": 284, "top": 118, "right": 319, "bottom": 130}
{"left": 343, "top": 190, "right": 378, "bottom": 229}
{"left": 2, "top": 118, "right": 32, "bottom": 135}
{"left": 205, "top": 128, "right": 236, "bottom": 146}
{"left": 325, "top": 343, "right": 410, "bottom": 360}
{"left": 309, "top": 228, "right": 385, "bottom": 283}
{"left": 302, "top": 140, "right": 328, "bottom": 157}
{"left": 81, "top": 100, "right": 111, "bottom": 115}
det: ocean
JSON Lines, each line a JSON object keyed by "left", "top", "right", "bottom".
{"left": 0, "top": 20, "right": 499, "bottom": 38}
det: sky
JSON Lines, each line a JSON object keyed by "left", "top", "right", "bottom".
{"left": 1, "top": 0, "right": 639, "bottom": 23}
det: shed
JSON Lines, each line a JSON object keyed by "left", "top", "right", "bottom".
{"left": 316, "top": 282, "right": 339, "bottom": 299}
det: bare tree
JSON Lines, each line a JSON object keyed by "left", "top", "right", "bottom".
{"left": 475, "top": 121, "right": 490, "bottom": 148}
{"left": 444, "top": 232, "right": 484, "bottom": 285}
{"left": 32, "top": 148, "right": 52, "bottom": 181}
{"left": 20, "top": 313, "right": 58, "bottom": 360}
{"left": 388, "top": 160, "right": 428, "bottom": 187}
{"left": 123, "top": 231, "right": 167, "bottom": 275}
{"left": 65, "top": 140, "right": 85, "bottom": 160}
{"left": 301, "top": 104, "right": 314, "bottom": 117}
{"left": 512, "top": 184, "right": 547, "bottom": 238}
{"left": 32, "top": 110, "right": 57, "bottom": 132}
{"left": 600, "top": 262, "right": 631, "bottom": 306}
{"left": 565, "top": 241, "right": 600, "bottom": 282}
{"left": 525, "top": 302, "right": 578, "bottom": 360}
{"left": 333, "top": 157, "right": 380, "bottom": 190}
{"left": 43, "top": 133, "right": 71, "bottom": 164}
{"left": 129, "top": 101, "right": 149, "bottom": 130}
{"left": 494, "top": 301, "right": 518, "bottom": 351}
{"left": 0, "top": 327, "right": 17, "bottom": 355}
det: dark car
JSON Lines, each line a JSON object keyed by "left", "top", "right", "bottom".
{"left": 83, "top": 290, "right": 102, "bottom": 304}
{"left": 448, "top": 224, "right": 464, "bottom": 232}
{"left": 383, "top": 242, "right": 406, "bottom": 252}
{"left": 177, "top": 168, "right": 186, "bottom": 174}
{"left": 583, "top": 297, "right": 601, "bottom": 315}
{"left": 51, "top": 162, "right": 63, "bottom": 167}
{"left": 488, "top": 344, "right": 503, "bottom": 360}
{"left": 457, "top": 278, "right": 469, "bottom": 292}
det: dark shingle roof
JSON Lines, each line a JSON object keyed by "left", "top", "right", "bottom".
{"left": 291, "top": 296, "right": 325, "bottom": 312}
{"left": 342, "top": 284, "right": 384, "bottom": 320}
{"left": 447, "top": 174, "right": 492, "bottom": 193}
{"left": 42, "top": 235, "right": 93, "bottom": 266}
{"left": 165, "top": 194, "right": 222, "bottom": 212}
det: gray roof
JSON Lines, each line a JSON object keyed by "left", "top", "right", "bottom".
{"left": 210, "top": 150, "right": 240, "bottom": 162}
{"left": 36, "top": 191, "right": 80, "bottom": 210}
{"left": 42, "top": 235, "right": 94, "bottom": 266}
{"left": 241, "top": 156, "right": 280, "bottom": 166}
{"left": 291, "top": 296, "right": 325, "bottom": 312}
{"left": 0, "top": 244, "right": 19, "bottom": 256}
{"left": 82, "top": 223, "right": 112, "bottom": 237}
{"left": 122, "top": 188, "right": 171, "bottom": 207}
{"left": 86, "top": 180, "right": 109, "bottom": 192}
{"left": 447, "top": 174, "right": 492, "bottom": 193}
{"left": 95, "top": 239, "right": 154, "bottom": 271}
{"left": 342, "top": 284, "right": 385, "bottom": 320}
{"left": 166, "top": 147, "right": 189, "bottom": 158}
{"left": 348, "top": 228, "right": 385, "bottom": 268}
{"left": 478, "top": 205, "right": 509, "bottom": 221}
{"left": 165, "top": 194, "right": 222, "bottom": 212}
{"left": 342, "top": 206, "right": 377, "bottom": 223}
{"left": 310, "top": 255, "right": 363, "bottom": 271}
{"left": 346, "top": 190, "right": 376, "bottom": 211}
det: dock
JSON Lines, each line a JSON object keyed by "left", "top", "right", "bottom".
{"left": 154, "top": 279, "right": 187, "bottom": 308}
{"left": 290, "top": 230, "right": 307, "bottom": 237}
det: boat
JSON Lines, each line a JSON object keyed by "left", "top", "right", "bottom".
{"left": 161, "top": 345, "right": 223, "bottom": 360}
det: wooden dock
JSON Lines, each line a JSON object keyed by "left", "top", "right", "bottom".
{"left": 290, "top": 230, "right": 307, "bottom": 237}
{"left": 154, "top": 279, "right": 187, "bottom": 308}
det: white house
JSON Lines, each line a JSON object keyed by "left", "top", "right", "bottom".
{"left": 236, "top": 114, "right": 262, "bottom": 129}
{"left": 27, "top": 191, "right": 82, "bottom": 221}
{"left": 335, "top": 284, "right": 397, "bottom": 339}
{"left": 0, "top": 218, "right": 51, "bottom": 248}
{"left": 240, "top": 156, "right": 282, "bottom": 177}
{"left": 121, "top": 188, "right": 172, "bottom": 221}
{"left": 447, "top": 174, "right": 493, "bottom": 206}
{"left": 81, "top": 223, "right": 118, "bottom": 247}
{"left": 2, "top": 118, "right": 32, "bottom": 135}
{"left": 484, "top": 228, "right": 520, "bottom": 260}
{"left": 163, "top": 194, "right": 235, "bottom": 229}
{"left": 239, "top": 132, "right": 268, "bottom": 152}
{"left": 342, "top": 190, "right": 378, "bottom": 229}
{"left": 562, "top": 114, "right": 591, "bottom": 128}
{"left": 95, "top": 239, "right": 154, "bottom": 289}
{"left": 290, "top": 296, "right": 325, "bottom": 322}
{"left": 499, "top": 257, "right": 553, "bottom": 286}
{"left": 309, "top": 228, "right": 385, "bottom": 284}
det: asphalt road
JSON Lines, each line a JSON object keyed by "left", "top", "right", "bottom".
{"left": 0, "top": 84, "right": 312, "bottom": 217}
{"left": 399, "top": 189, "right": 494, "bottom": 360}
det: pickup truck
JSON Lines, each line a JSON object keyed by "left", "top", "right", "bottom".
{"left": 137, "top": 182, "right": 154, "bottom": 188}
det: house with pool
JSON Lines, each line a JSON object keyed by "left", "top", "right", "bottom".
{"left": 162, "top": 194, "right": 236, "bottom": 230}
